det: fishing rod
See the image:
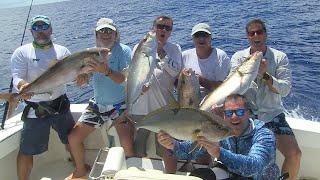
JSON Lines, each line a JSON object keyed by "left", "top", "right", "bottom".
{"left": 1, "top": 0, "right": 34, "bottom": 129}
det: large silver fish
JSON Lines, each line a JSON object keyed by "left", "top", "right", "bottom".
{"left": 126, "top": 31, "right": 157, "bottom": 114}
{"left": 137, "top": 107, "right": 231, "bottom": 142}
{"left": 199, "top": 51, "right": 263, "bottom": 112}
{"left": 177, "top": 68, "right": 201, "bottom": 108}
{"left": 0, "top": 47, "right": 109, "bottom": 119}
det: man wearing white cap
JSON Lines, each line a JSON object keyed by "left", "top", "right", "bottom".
{"left": 65, "top": 17, "right": 131, "bottom": 179}
{"left": 11, "top": 15, "right": 75, "bottom": 180}
{"left": 182, "top": 23, "right": 230, "bottom": 99}
{"left": 155, "top": 23, "right": 231, "bottom": 173}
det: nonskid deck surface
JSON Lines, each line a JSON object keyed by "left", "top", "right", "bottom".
{"left": 30, "top": 159, "right": 76, "bottom": 180}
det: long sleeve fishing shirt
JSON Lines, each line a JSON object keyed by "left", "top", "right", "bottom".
{"left": 230, "top": 47, "right": 292, "bottom": 122}
{"left": 172, "top": 119, "right": 280, "bottom": 180}
{"left": 11, "top": 43, "right": 70, "bottom": 102}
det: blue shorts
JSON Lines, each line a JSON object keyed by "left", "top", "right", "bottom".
{"left": 78, "top": 100, "right": 126, "bottom": 128}
{"left": 19, "top": 110, "right": 75, "bottom": 155}
{"left": 264, "top": 113, "right": 294, "bottom": 136}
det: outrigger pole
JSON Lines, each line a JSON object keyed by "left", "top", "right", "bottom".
{"left": 1, "top": 0, "right": 34, "bottom": 129}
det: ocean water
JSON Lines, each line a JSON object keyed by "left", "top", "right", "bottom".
{"left": 0, "top": 0, "right": 319, "bottom": 122}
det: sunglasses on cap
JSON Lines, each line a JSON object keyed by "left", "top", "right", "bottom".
{"left": 193, "top": 31, "right": 210, "bottom": 38}
{"left": 156, "top": 24, "right": 172, "bottom": 31}
{"left": 224, "top": 108, "right": 246, "bottom": 117}
{"left": 247, "top": 29, "right": 264, "bottom": 37}
{"left": 97, "top": 28, "right": 114, "bottom": 34}
{"left": 31, "top": 24, "right": 50, "bottom": 31}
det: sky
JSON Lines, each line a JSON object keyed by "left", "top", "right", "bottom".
{"left": 0, "top": 0, "right": 68, "bottom": 9}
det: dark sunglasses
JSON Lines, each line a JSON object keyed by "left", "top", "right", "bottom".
{"left": 247, "top": 29, "right": 264, "bottom": 37}
{"left": 193, "top": 32, "right": 210, "bottom": 38}
{"left": 156, "top": 24, "right": 172, "bottom": 31}
{"left": 97, "top": 28, "right": 114, "bottom": 34}
{"left": 31, "top": 24, "right": 50, "bottom": 31}
{"left": 224, "top": 108, "right": 246, "bottom": 117}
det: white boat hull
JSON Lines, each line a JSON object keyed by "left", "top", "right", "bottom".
{"left": 0, "top": 104, "right": 319, "bottom": 179}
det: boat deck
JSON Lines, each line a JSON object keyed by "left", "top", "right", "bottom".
{"left": 1, "top": 104, "right": 320, "bottom": 179}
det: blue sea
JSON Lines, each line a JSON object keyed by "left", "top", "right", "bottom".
{"left": 0, "top": 0, "right": 319, "bottom": 122}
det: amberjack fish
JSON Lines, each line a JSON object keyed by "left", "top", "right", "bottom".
{"left": 126, "top": 31, "right": 157, "bottom": 113}
{"left": 137, "top": 107, "right": 232, "bottom": 142}
{"left": 134, "top": 66, "right": 231, "bottom": 142}
{"left": 0, "top": 47, "right": 109, "bottom": 119}
{"left": 177, "top": 68, "right": 201, "bottom": 108}
{"left": 199, "top": 51, "right": 263, "bottom": 112}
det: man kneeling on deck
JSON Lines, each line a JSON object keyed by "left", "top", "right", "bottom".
{"left": 157, "top": 94, "right": 280, "bottom": 179}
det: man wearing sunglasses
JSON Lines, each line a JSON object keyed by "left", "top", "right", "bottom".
{"left": 182, "top": 23, "right": 230, "bottom": 99}
{"left": 115, "top": 15, "right": 182, "bottom": 168}
{"left": 65, "top": 17, "right": 131, "bottom": 180}
{"left": 157, "top": 94, "right": 280, "bottom": 179}
{"left": 10, "top": 15, "right": 75, "bottom": 180}
{"left": 230, "top": 19, "right": 301, "bottom": 180}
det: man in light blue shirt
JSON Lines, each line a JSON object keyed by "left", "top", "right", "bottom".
{"left": 65, "top": 18, "right": 131, "bottom": 179}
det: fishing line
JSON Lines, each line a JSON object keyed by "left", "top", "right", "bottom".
{"left": 1, "top": 0, "right": 34, "bottom": 129}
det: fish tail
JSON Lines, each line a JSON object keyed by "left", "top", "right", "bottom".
{"left": 0, "top": 93, "right": 19, "bottom": 119}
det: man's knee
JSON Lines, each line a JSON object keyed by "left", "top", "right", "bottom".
{"left": 67, "top": 132, "right": 77, "bottom": 145}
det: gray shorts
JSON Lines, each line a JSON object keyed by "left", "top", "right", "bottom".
{"left": 79, "top": 100, "right": 126, "bottom": 128}
{"left": 19, "top": 110, "right": 75, "bottom": 155}
{"left": 264, "top": 113, "right": 294, "bottom": 136}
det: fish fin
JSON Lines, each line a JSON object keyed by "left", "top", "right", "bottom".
{"left": 48, "top": 59, "right": 58, "bottom": 67}
{"left": 95, "top": 48, "right": 111, "bottom": 62}
{"left": 167, "top": 91, "right": 179, "bottom": 108}
{"left": 0, "top": 93, "right": 19, "bottom": 120}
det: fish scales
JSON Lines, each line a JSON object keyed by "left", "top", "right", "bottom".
{"left": 126, "top": 31, "right": 157, "bottom": 113}
{"left": 199, "top": 51, "right": 263, "bottom": 111}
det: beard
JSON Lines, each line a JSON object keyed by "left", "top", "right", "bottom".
{"left": 96, "top": 39, "right": 115, "bottom": 49}
{"left": 34, "top": 34, "right": 51, "bottom": 45}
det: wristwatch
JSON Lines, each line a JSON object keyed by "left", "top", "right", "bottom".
{"left": 105, "top": 68, "right": 112, "bottom": 76}
{"left": 262, "top": 72, "right": 271, "bottom": 81}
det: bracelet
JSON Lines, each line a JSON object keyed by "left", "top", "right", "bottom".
{"left": 105, "top": 68, "right": 112, "bottom": 76}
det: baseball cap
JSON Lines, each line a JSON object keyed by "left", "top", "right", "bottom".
{"left": 31, "top": 15, "right": 51, "bottom": 26}
{"left": 191, "top": 23, "right": 212, "bottom": 36}
{"left": 95, "top": 18, "right": 117, "bottom": 32}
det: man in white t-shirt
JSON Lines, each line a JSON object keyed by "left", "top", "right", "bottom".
{"left": 115, "top": 16, "right": 182, "bottom": 171}
{"left": 157, "top": 22, "right": 231, "bottom": 173}
{"left": 10, "top": 15, "right": 75, "bottom": 180}
{"left": 182, "top": 23, "right": 230, "bottom": 99}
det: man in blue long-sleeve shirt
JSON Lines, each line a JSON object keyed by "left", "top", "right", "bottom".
{"left": 157, "top": 94, "right": 280, "bottom": 179}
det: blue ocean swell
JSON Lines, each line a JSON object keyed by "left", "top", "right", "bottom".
{"left": 0, "top": 0, "right": 319, "bottom": 121}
